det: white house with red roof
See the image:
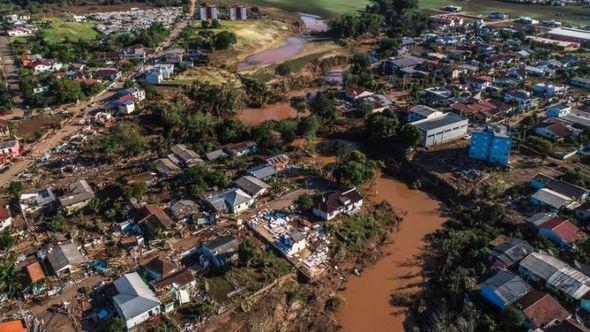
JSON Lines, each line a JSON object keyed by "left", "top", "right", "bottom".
{"left": 0, "top": 140, "right": 20, "bottom": 161}
{"left": 537, "top": 217, "right": 582, "bottom": 250}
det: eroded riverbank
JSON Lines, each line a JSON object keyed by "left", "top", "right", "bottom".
{"left": 337, "top": 176, "right": 446, "bottom": 331}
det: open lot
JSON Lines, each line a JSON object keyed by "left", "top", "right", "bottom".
{"left": 420, "top": 0, "right": 590, "bottom": 26}
{"left": 213, "top": 0, "right": 369, "bottom": 18}
{"left": 39, "top": 19, "right": 99, "bottom": 45}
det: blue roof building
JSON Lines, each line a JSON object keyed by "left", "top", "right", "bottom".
{"left": 469, "top": 126, "right": 512, "bottom": 165}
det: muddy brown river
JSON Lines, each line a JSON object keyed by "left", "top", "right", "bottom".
{"left": 337, "top": 176, "right": 445, "bottom": 331}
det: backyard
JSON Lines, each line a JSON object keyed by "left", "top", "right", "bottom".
{"left": 39, "top": 18, "right": 98, "bottom": 45}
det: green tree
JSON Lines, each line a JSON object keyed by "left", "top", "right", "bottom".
{"left": 241, "top": 77, "right": 271, "bottom": 108}
{"left": 8, "top": 180, "right": 23, "bottom": 198}
{"left": 57, "top": 79, "right": 84, "bottom": 104}
{"left": 186, "top": 82, "right": 244, "bottom": 117}
{"left": 124, "top": 183, "right": 147, "bottom": 200}
{"left": 0, "top": 262, "right": 23, "bottom": 298}
{"left": 365, "top": 112, "right": 399, "bottom": 142}
{"left": 276, "top": 63, "right": 292, "bottom": 77}
{"left": 398, "top": 124, "right": 423, "bottom": 147}
{"left": 106, "top": 317, "right": 126, "bottom": 332}
{"left": 238, "top": 239, "right": 263, "bottom": 267}
{"left": 297, "top": 194, "right": 314, "bottom": 210}
{"left": 0, "top": 234, "right": 14, "bottom": 250}
{"left": 501, "top": 306, "right": 524, "bottom": 330}
{"left": 290, "top": 96, "right": 307, "bottom": 119}
{"left": 213, "top": 31, "right": 237, "bottom": 50}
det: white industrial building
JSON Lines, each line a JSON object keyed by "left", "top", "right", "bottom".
{"left": 411, "top": 112, "right": 468, "bottom": 147}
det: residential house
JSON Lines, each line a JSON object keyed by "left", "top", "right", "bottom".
{"left": 113, "top": 272, "right": 161, "bottom": 330}
{"left": 0, "top": 205, "right": 13, "bottom": 231}
{"left": 410, "top": 112, "right": 469, "bottom": 147}
{"left": 58, "top": 180, "right": 95, "bottom": 214}
{"left": 151, "top": 268, "right": 196, "bottom": 308}
{"left": 0, "top": 320, "right": 28, "bottom": 332}
{"left": 170, "top": 144, "right": 203, "bottom": 167}
{"left": 139, "top": 204, "right": 174, "bottom": 239}
{"left": 0, "top": 140, "right": 20, "bottom": 160}
{"left": 155, "top": 158, "right": 181, "bottom": 178}
{"left": 28, "top": 59, "right": 62, "bottom": 74}
{"left": 235, "top": 176, "right": 270, "bottom": 198}
{"left": 144, "top": 64, "right": 174, "bottom": 84}
{"left": 535, "top": 122, "right": 574, "bottom": 141}
{"left": 515, "top": 290, "right": 570, "bottom": 330}
{"left": 489, "top": 237, "right": 533, "bottom": 269}
{"left": 93, "top": 68, "right": 121, "bottom": 81}
{"left": 143, "top": 256, "right": 177, "bottom": 281}
{"left": 531, "top": 173, "right": 589, "bottom": 202}
{"left": 280, "top": 231, "right": 306, "bottom": 256}
{"left": 164, "top": 48, "right": 185, "bottom": 64}
{"left": 246, "top": 164, "right": 277, "bottom": 180}
{"left": 384, "top": 55, "right": 426, "bottom": 74}
{"left": 547, "top": 103, "right": 572, "bottom": 118}
{"left": 117, "top": 87, "right": 146, "bottom": 101}
{"left": 357, "top": 93, "right": 392, "bottom": 113}
{"left": 531, "top": 188, "right": 573, "bottom": 210}
{"left": 518, "top": 251, "right": 568, "bottom": 283}
{"left": 45, "top": 242, "right": 87, "bottom": 275}
{"left": 169, "top": 199, "right": 199, "bottom": 222}
{"left": 205, "top": 149, "right": 228, "bottom": 161}
{"left": 223, "top": 141, "right": 257, "bottom": 157}
{"left": 19, "top": 188, "right": 56, "bottom": 215}
{"left": 525, "top": 65, "right": 554, "bottom": 77}
{"left": 313, "top": 187, "right": 363, "bottom": 221}
{"left": 480, "top": 270, "right": 532, "bottom": 308}
{"left": 469, "top": 126, "right": 511, "bottom": 165}
{"left": 22, "top": 260, "right": 45, "bottom": 285}
{"left": 536, "top": 217, "right": 582, "bottom": 249}
{"left": 504, "top": 90, "right": 538, "bottom": 110}
{"left": 112, "top": 95, "right": 136, "bottom": 115}
{"left": 120, "top": 45, "right": 146, "bottom": 60}
{"left": 203, "top": 188, "right": 254, "bottom": 215}
{"left": 123, "top": 172, "right": 157, "bottom": 187}
{"left": 199, "top": 235, "right": 240, "bottom": 268}
{"left": 469, "top": 75, "right": 493, "bottom": 90}
{"left": 408, "top": 105, "right": 444, "bottom": 123}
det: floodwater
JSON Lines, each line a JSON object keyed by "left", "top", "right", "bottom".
{"left": 337, "top": 176, "right": 446, "bottom": 331}
{"left": 237, "top": 13, "right": 327, "bottom": 70}
{"left": 237, "top": 88, "right": 318, "bottom": 125}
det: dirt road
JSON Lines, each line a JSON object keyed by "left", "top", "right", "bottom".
{"left": 0, "top": 36, "right": 25, "bottom": 119}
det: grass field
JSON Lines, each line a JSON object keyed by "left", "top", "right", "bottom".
{"left": 209, "top": 20, "right": 290, "bottom": 52}
{"left": 39, "top": 19, "right": 99, "bottom": 44}
{"left": 212, "top": 0, "right": 369, "bottom": 18}
{"left": 420, "top": 0, "right": 590, "bottom": 26}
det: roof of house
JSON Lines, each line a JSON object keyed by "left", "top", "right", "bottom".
{"left": 543, "top": 122, "right": 572, "bottom": 138}
{"left": 223, "top": 188, "right": 253, "bottom": 208}
{"left": 410, "top": 105, "right": 441, "bottom": 117}
{"left": 547, "top": 267, "right": 590, "bottom": 300}
{"left": 532, "top": 188, "right": 572, "bottom": 209}
{"left": 170, "top": 144, "right": 202, "bottom": 164}
{"left": 533, "top": 173, "right": 590, "bottom": 200}
{"left": 141, "top": 204, "right": 174, "bottom": 230}
{"left": 516, "top": 290, "right": 570, "bottom": 327}
{"left": 47, "top": 242, "right": 86, "bottom": 273}
{"left": 225, "top": 141, "right": 256, "bottom": 154}
{"left": 539, "top": 218, "right": 581, "bottom": 245}
{"left": 151, "top": 268, "right": 195, "bottom": 292}
{"left": 234, "top": 176, "right": 270, "bottom": 196}
{"left": 527, "top": 212, "right": 555, "bottom": 227}
{"left": 480, "top": 270, "right": 531, "bottom": 305}
{"left": 205, "top": 149, "right": 228, "bottom": 161}
{"left": 520, "top": 251, "right": 568, "bottom": 281}
{"left": 315, "top": 188, "right": 363, "bottom": 214}
{"left": 203, "top": 236, "right": 240, "bottom": 258}
{"left": 490, "top": 237, "right": 533, "bottom": 267}
{"left": 169, "top": 199, "right": 199, "bottom": 220}
{"left": 58, "top": 179, "right": 95, "bottom": 208}
{"left": 23, "top": 261, "right": 45, "bottom": 284}
{"left": 155, "top": 158, "right": 180, "bottom": 175}
{"left": 0, "top": 205, "right": 11, "bottom": 220}
{"left": 247, "top": 164, "right": 277, "bottom": 180}
{"left": 113, "top": 272, "right": 161, "bottom": 321}
{"left": 143, "top": 256, "right": 176, "bottom": 277}
{"left": 0, "top": 320, "right": 27, "bottom": 332}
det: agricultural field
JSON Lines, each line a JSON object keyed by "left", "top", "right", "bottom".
{"left": 39, "top": 18, "right": 99, "bottom": 44}
{"left": 214, "top": 0, "right": 369, "bottom": 18}
{"left": 420, "top": 0, "right": 590, "bottom": 26}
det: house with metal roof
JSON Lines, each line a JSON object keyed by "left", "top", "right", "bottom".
{"left": 113, "top": 272, "right": 161, "bottom": 329}
{"left": 203, "top": 188, "right": 254, "bottom": 215}
{"left": 519, "top": 251, "right": 568, "bottom": 282}
{"left": 234, "top": 176, "right": 270, "bottom": 198}
{"left": 46, "top": 242, "right": 87, "bottom": 275}
{"left": 246, "top": 164, "right": 277, "bottom": 180}
{"left": 58, "top": 180, "right": 95, "bottom": 214}
{"left": 199, "top": 235, "right": 240, "bottom": 268}
{"left": 531, "top": 188, "right": 573, "bottom": 210}
{"left": 489, "top": 237, "right": 533, "bottom": 270}
{"left": 480, "top": 270, "right": 532, "bottom": 308}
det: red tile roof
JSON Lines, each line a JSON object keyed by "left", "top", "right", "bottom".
{"left": 23, "top": 261, "right": 45, "bottom": 284}
{"left": 540, "top": 218, "right": 581, "bottom": 245}
{"left": 516, "top": 290, "right": 570, "bottom": 328}
{"left": 0, "top": 320, "right": 27, "bottom": 332}
{"left": 544, "top": 123, "right": 572, "bottom": 138}
{"left": 0, "top": 205, "right": 11, "bottom": 220}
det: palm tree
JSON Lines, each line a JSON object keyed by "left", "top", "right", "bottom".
{"left": 0, "top": 262, "right": 23, "bottom": 298}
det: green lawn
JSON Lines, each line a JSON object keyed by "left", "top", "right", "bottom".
{"left": 39, "top": 19, "right": 98, "bottom": 44}
{"left": 226, "top": 0, "right": 369, "bottom": 18}
{"left": 419, "top": 0, "right": 590, "bottom": 26}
